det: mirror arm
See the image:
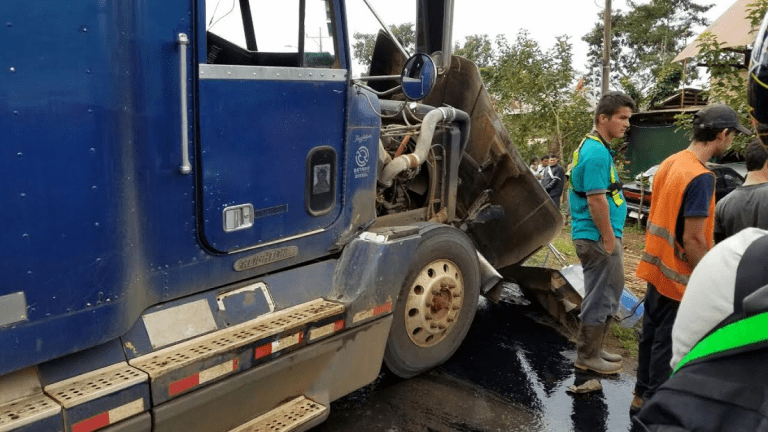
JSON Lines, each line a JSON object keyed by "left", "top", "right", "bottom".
{"left": 352, "top": 82, "right": 403, "bottom": 97}
{"left": 362, "top": 0, "right": 410, "bottom": 59}
{"left": 357, "top": 75, "right": 401, "bottom": 82}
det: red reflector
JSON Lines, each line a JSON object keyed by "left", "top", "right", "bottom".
{"left": 333, "top": 320, "right": 344, "bottom": 332}
{"left": 72, "top": 412, "right": 110, "bottom": 432}
{"left": 373, "top": 301, "right": 392, "bottom": 316}
{"left": 232, "top": 358, "right": 239, "bottom": 370}
{"left": 255, "top": 343, "right": 272, "bottom": 359}
{"left": 169, "top": 374, "right": 200, "bottom": 396}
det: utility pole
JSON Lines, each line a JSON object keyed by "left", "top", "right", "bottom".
{"left": 306, "top": 27, "right": 324, "bottom": 52}
{"left": 602, "top": 0, "right": 611, "bottom": 96}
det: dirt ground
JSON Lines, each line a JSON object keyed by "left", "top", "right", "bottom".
{"left": 525, "top": 218, "right": 648, "bottom": 376}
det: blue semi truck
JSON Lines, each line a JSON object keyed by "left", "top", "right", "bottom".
{"left": 0, "top": 1, "right": 563, "bottom": 431}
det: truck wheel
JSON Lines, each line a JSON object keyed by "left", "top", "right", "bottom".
{"left": 384, "top": 226, "right": 480, "bottom": 378}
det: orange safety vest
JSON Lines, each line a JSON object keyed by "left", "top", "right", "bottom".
{"left": 636, "top": 150, "right": 716, "bottom": 301}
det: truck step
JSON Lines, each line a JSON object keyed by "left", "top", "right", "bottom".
{"left": 0, "top": 393, "right": 61, "bottom": 432}
{"left": 130, "top": 299, "right": 345, "bottom": 403}
{"left": 45, "top": 363, "right": 147, "bottom": 408}
{"left": 44, "top": 363, "right": 148, "bottom": 432}
{"left": 228, "top": 396, "right": 326, "bottom": 432}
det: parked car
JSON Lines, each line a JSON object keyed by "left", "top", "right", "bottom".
{"left": 623, "top": 162, "right": 747, "bottom": 222}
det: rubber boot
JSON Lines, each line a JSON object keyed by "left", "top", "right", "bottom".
{"left": 600, "top": 320, "right": 623, "bottom": 363}
{"left": 574, "top": 323, "right": 623, "bottom": 375}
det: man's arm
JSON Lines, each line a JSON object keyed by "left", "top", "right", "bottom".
{"left": 682, "top": 216, "right": 710, "bottom": 268}
{"left": 587, "top": 193, "right": 615, "bottom": 253}
{"left": 542, "top": 175, "right": 559, "bottom": 191}
{"left": 714, "top": 201, "right": 726, "bottom": 244}
{"left": 680, "top": 173, "right": 716, "bottom": 267}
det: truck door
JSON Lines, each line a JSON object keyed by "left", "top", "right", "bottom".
{"left": 196, "top": 0, "right": 346, "bottom": 253}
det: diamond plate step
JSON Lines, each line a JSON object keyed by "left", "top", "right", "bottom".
{"left": 228, "top": 396, "right": 326, "bottom": 432}
{"left": 131, "top": 299, "right": 344, "bottom": 378}
{"left": 0, "top": 393, "right": 60, "bottom": 432}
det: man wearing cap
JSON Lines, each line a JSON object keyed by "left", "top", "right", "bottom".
{"left": 631, "top": 14, "right": 768, "bottom": 430}
{"left": 631, "top": 103, "right": 752, "bottom": 413}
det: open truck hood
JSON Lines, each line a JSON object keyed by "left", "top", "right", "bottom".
{"left": 369, "top": 33, "right": 563, "bottom": 268}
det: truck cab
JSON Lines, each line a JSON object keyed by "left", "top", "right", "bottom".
{"left": 0, "top": 1, "right": 562, "bottom": 431}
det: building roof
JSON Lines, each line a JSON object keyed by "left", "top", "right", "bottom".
{"left": 648, "top": 88, "right": 707, "bottom": 110}
{"left": 673, "top": 0, "right": 755, "bottom": 62}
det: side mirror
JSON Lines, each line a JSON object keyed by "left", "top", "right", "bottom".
{"left": 400, "top": 53, "right": 437, "bottom": 101}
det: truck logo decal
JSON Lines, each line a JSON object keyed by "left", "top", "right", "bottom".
{"left": 354, "top": 133, "right": 373, "bottom": 144}
{"left": 234, "top": 246, "right": 299, "bottom": 271}
{"left": 354, "top": 146, "right": 371, "bottom": 179}
{"left": 355, "top": 146, "right": 369, "bottom": 167}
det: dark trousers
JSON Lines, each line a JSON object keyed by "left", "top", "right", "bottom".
{"left": 548, "top": 193, "right": 561, "bottom": 210}
{"left": 634, "top": 283, "right": 679, "bottom": 401}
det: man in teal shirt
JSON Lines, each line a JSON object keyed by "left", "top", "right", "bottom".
{"left": 569, "top": 91, "right": 635, "bottom": 375}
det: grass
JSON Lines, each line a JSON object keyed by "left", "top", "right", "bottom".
{"left": 624, "top": 222, "right": 646, "bottom": 236}
{"left": 524, "top": 222, "right": 579, "bottom": 268}
{"left": 610, "top": 322, "right": 640, "bottom": 357}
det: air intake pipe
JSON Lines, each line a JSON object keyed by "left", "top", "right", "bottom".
{"left": 378, "top": 106, "right": 469, "bottom": 187}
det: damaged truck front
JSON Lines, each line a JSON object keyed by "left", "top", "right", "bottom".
{"left": 0, "top": 1, "right": 561, "bottom": 431}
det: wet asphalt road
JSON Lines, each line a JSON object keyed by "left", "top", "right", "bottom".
{"left": 310, "top": 298, "right": 635, "bottom": 432}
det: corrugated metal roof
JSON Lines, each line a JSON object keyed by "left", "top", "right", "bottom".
{"left": 673, "top": 0, "right": 755, "bottom": 62}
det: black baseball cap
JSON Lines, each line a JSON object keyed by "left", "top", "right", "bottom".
{"left": 693, "top": 104, "right": 753, "bottom": 135}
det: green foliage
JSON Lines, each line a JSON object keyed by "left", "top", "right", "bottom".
{"left": 672, "top": 0, "right": 768, "bottom": 154}
{"left": 453, "top": 34, "right": 495, "bottom": 68}
{"left": 485, "top": 31, "right": 593, "bottom": 165}
{"left": 747, "top": 0, "right": 768, "bottom": 28}
{"left": 646, "top": 63, "right": 685, "bottom": 108}
{"left": 582, "top": 0, "right": 712, "bottom": 108}
{"left": 352, "top": 22, "right": 415, "bottom": 69}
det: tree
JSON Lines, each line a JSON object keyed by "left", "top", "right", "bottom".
{"left": 352, "top": 23, "right": 415, "bottom": 69}
{"left": 485, "top": 31, "right": 593, "bottom": 164}
{"left": 582, "top": 0, "right": 712, "bottom": 108}
{"left": 674, "top": 0, "right": 768, "bottom": 154}
{"left": 453, "top": 34, "right": 495, "bottom": 68}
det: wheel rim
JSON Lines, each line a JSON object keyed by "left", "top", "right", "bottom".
{"left": 403, "top": 259, "right": 464, "bottom": 347}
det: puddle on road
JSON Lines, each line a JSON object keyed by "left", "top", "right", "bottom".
{"left": 312, "top": 299, "right": 635, "bottom": 432}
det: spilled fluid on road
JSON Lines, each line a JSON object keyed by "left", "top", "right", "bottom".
{"left": 441, "top": 299, "right": 635, "bottom": 431}
{"left": 312, "top": 299, "right": 635, "bottom": 432}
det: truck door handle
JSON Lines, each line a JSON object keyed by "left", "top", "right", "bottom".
{"left": 177, "top": 33, "right": 192, "bottom": 175}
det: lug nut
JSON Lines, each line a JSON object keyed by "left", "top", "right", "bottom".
{"left": 432, "top": 289, "right": 442, "bottom": 295}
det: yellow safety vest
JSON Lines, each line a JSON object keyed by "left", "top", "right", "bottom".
{"left": 570, "top": 134, "right": 624, "bottom": 206}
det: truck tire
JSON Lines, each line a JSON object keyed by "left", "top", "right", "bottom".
{"left": 383, "top": 225, "right": 480, "bottom": 378}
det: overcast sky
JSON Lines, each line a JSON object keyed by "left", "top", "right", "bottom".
{"left": 346, "top": 0, "right": 738, "bottom": 77}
